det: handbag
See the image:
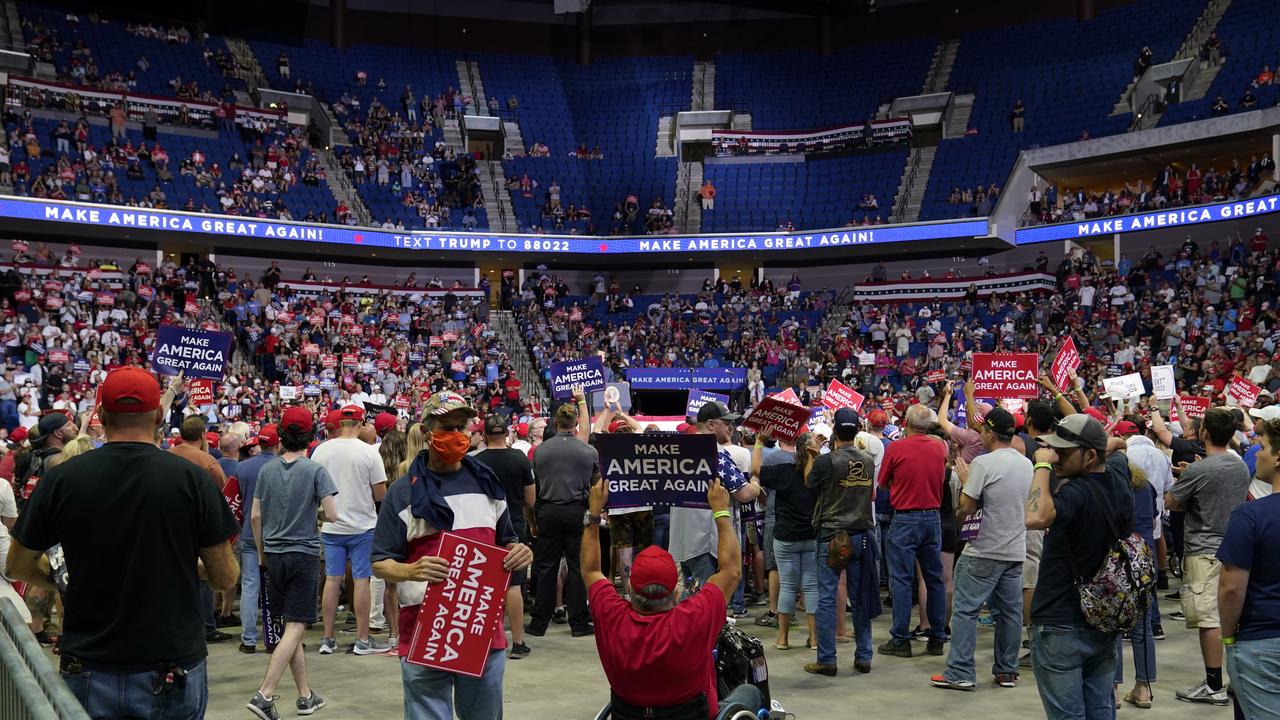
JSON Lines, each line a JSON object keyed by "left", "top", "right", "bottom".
{"left": 826, "top": 530, "right": 853, "bottom": 570}
{"left": 1065, "top": 480, "right": 1156, "bottom": 633}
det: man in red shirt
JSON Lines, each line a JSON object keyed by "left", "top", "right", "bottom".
{"left": 877, "top": 403, "right": 949, "bottom": 658}
{"left": 582, "top": 476, "right": 762, "bottom": 719}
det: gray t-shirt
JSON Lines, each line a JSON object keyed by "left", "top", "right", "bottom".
{"left": 533, "top": 433, "right": 599, "bottom": 505}
{"left": 961, "top": 447, "right": 1033, "bottom": 562}
{"left": 1170, "top": 452, "right": 1250, "bottom": 557}
{"left": 761, "top": 447, "right": 795, "bottom": 526}
{"left": 254, "top": 456, "right": 338, "bottom": 555}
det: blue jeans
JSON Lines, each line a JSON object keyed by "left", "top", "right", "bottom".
{"left": 653, "top": 510, "right": 670, "bottom": 551}
{"left": 887, "top": 511, "right": 947, "bottom": 641}
{"left": 240, "top": 548, "right": 260, "bottom": 646}
{"left": 681, "top": 553, "right": 717, "bottom": 589}
{"left": 198, "top": 580, "right": 215, "bottom": 634}
{"left": 0, "top": 398, "right": 17, "bottom": 430}
{"left": 944, "top": 555, "right": 1023, "bottom": 683}
{"left": 63, "top": 659, "right": 208, "bottom": 719}
{"left": 1226, "top": 637, "right": 1280, "bottom": 718}
{"left": 401, "top": 650, "right": 506, "bottom": 720}
{"left": 774, "top": 538, "right": 818, "bottom": 616}
{"left": 816, "top": 536, "right": 873, "bottom": 665}
{"left": 1032, "top": 624, "right": 1119, "bottom": 720}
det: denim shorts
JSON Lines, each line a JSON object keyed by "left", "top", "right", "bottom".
{"left": 265, "top": 552, "right": 320, "bottom": 624}
{"left": 322, "top": 529, "right": 374, "bottom": 579}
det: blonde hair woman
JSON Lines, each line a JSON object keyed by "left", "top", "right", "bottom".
{"left": 397, "top": 423, "right": 427, "bottom": 477}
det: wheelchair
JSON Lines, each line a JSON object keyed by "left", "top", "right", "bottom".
{"left": 592, "top": 701, "right": 761, "bottom": 720}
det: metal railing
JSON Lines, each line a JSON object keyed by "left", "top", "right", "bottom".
{"left": 892, "top": 148, "right": 923, "bottom": 223}
{"left": 1130, "top": 93, "right": 1158, "bottom": 132}
{"left": 0, "top": 597, "right": 89, "bottom": 719}
{"left": 1178, "top": 0, "right": 1229, "bottom": 61}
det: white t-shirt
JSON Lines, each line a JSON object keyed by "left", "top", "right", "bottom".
{"left": 0, "top": 479, "right": 16, "bottom": 575}
{"left": 311, "top": 437, "right": 387, "bottom": 534}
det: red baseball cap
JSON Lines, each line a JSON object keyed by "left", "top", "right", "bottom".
{"left": 675, "top": 422, "right": 690, "bottom": 434}
{"left": 281, "top": 406, "right": 314, "bottom": 433}
{"left": 323, "top": 409, "right": 342, "bottom": 431}
{"left": 99, "top": 366, "right": 160, "bottom": 413}
{"left": 608, "top": 418, "right": 630, "bottom": 433}
{"left": 339, "top": 404, "right": 366, "bottom": 422}
{"left": 1112, "top": 420, "right": 1140, "bottom": 437}
{"left": 629, "top": 546, "right": 678, "bottom": 600}
{"left": 1084, "top": 407, "right": 1109, "bottom": 425}
{"left": 373, "top": 412, "right": 397, "bottom": 436}
{"left": 867, "top": 409, "right": 889, "bottom": 428}
{"left": 516, "top": 422, "right": 529, "bottom": 438}
{"left": 205, "top": 431, "right": 220, "bottom": 446}
{"left": 242, "top": 435, "right": 259, "bottom": 449}
{"left": 257, "top": 423, "right": 280, "bottom": 448}
{"left": 9, "top": 426, "right": 27, "bottom": 443}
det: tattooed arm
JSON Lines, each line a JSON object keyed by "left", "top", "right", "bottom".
{"left": 1025, "top": 447, "right": 1057, "bottom": 530}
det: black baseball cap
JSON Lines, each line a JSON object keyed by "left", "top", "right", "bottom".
{"left": 833, "top": 408, "right": 862, "bottom": 434}
{"left": 483, "top": 414, "right": 508, "bottom": 435}
{"left": 697, "top": 401, "right": 741, "bottom": 424}
{"left": 983, "top": 407, "right": 1017, "bottom": 438}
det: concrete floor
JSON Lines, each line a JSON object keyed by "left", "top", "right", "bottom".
{"left": 199, "top": 582, "right": 1222, "bottom": 720}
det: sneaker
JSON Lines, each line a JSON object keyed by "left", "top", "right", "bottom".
{"left": 387, "top": 635, "right": 399, "bottom": 647}
{"left": 878, "top": 639, "right": 912, "bottom": 658}
{"left": 1122, "top": 630, "right": 1132, "bottom": 641}
{"left": 910, "top": 625, "right": 928, "bottom": 640}
{"left": 238, "top": 643, "right": 256, "bottom": 655}
{"left": 524, "top": 624, "right": 547, "bottom": 637}
{"left": 1176, "top": 681, "right": 1229, "bottom": 706}
{"left": 994, "top": 673, "right": 1018, "bottom": 688}
{"left": 1152, "top": 624, "right": 1166, "bottom": 640}
{"left": 1156, "top": 575, "right": 1169, "bottom": 590}
{"left": 732, "top": 609, "right": 750, "bottom": 619}
{"left": 570, "top": 624, "right": 596, "bottom": 637}
{"left": 552, "top": 607, "right": 568, "bottom": 625}
{"left": 205, "top": 630, "right": 233, "bottom": 643}
{"left": 1168, "top": 610, "right": 1186, "bottom": 621}
{"left": 930, "top": 674, "right": 975, "bottom": 691}
{"left": 218, "top": 614, "right": 242, "bottom": 628}
{"left": 754, "top": 611, "right": 778, "bottom": 628}
{"left": 926, "top": 639, "right": 945, "bottom": 656}
{"left": 977, "top": 615, "right": 994, "bottom": 627}
{"left": 296, "top": 691, "right": 326, "bottom": 716}
{"left": 803, "top": 662, "right": 837, "bottom": 676}
{"left": 353, "top": 638, "right": 393, "bottom": 655}
{"left": 510, "top": 642, "right": 531, "bottom": 659}
{"left": 1017, "top": 650, "right": 1033, "bottom": 669}
{"left": 853, "top": 661, "right": 871, "bottom": 674}
{"left": 317, "top": 638, "right": 336, "bottom": 655}
{"left": 246, "top": 692, "right": 280, "bottom": 720}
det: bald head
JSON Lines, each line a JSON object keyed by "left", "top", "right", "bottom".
{"left": 905, "top": 404, "right": 935, "bottom": 433}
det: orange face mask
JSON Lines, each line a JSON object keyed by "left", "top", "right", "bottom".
{"left": 429, "top": 430, "right": 471, "bottom": 464}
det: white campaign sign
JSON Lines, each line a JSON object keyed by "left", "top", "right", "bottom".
{"left": 1150, "top": 365, "right": 1176, "bottom": 400}
{"left": 1103, "top": 372, "right": 1145, "bottom": 400}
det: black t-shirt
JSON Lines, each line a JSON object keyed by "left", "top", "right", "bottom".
{"left": 475, "top": 447, "right": 535, "bottom": 533}
{"left": 759, "top": 461, "right": 816, "bottom": 541}
{"left": 11, "top": 442, "right": 237, "bottom": 670}
{"left": 1170, "top": 436, "right": 1206, "bottom": 466}
{"left": 1031, "top": 453, "right": 1135, "bottom": 625}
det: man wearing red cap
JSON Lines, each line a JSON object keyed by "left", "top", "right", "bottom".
{"left": 373, "top": 412, "right": 399, "bottom": 439}
{"left": 8, "top": 366, "right": 239, "bottom": 719}
{"left": 231, "top": 424, "right": 280, "bottom": 655}
{"left": 311, "top": 404, "right": 391, "bottom": 656}
{"left": 582, "top": 475, "right": 764, "bottom": 717}
{"left": 371, "top": 390, "right": 531, "bottom": 720}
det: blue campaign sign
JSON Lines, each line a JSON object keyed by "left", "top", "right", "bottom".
{"left": 150, "top": 325, "right": 232, "bottom": 380}
{"left": 1015, "top": 194, "right": 1280, "bottom": 244}
{"left": 628, "top": 367, "right": 747, "bottom": 390}
{"left": 549, "top": 356, "right": 606, "bottom": 399}
{"left": 686, "top": 390, "right": 730, "bottom": 418}
{"left": 596, "top": 433, "right": 718, "bottom": 509}
{"left": 1, "top": 197, "right": 990, "bottom": 256}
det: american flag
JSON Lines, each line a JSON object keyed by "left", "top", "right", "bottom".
{"left": 717, "top": 450, "right": 746, "bottom": 491}
{"left": 581, "top": 325, "right": 594, "bottom": 337}
{"left": 472, "top": 323, "right": 485, "bottom": 338}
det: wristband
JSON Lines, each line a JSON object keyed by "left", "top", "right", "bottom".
{"left": 1034, "top": 462, "right": 1053, "bottom": 472}
{"left": 713, "top": 510, "right": 732, "bottom": 520}
{"left": 1221, "top": 636, "right": 1236, "bottom": 646}
{"left": 1053, "top": 392, "right": 1064, "bottom": 401}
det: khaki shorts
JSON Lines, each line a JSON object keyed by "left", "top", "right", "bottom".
{"left": 1180, "top": 555, "right": 1222, "bottom": 629}
{"left": 1023, "top": 529, "right": 1044, "bottom": 590}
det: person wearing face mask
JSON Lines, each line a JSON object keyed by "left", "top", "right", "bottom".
{"left": 371, "top": 391, "right": 532, "bottom": 720}
{"left": 7, "top": 367, "right": 239, "bottom": 719}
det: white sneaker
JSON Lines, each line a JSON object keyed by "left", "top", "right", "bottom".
{"left": 1176, "top": 680, "right": 1229, "bottom": 705}
{"left": 317, "top": 638, "right": 336, "bottom": 655}
{"left": 353, "top": 637, "right": 392, "bottom": 655}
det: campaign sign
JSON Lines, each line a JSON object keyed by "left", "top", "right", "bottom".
{"left": 1051, "top": 337, "right": 1080, "bottom": 392}
{"left": 188, "top": 379, "right": 215, "bottom": 405}
{"left": 406, "top": 533, "right": 510, "bottom": 678}
{"left": 971, "top": 353, "right": 1039, "bottom": 399}
{"left": 151, "top": 325, "right": 232, "bottom": 380}
{"left": 924, "top": 369, "right": 946, "bottom": 383}
{"left": 278, "top": 386, "right": 298, "bottom": 400}
{"left": 1228, "top": 375, "right": 1262, "bottom": 408}
{"left": 549, "top": 356, "right": 605, "bottom": 399}
{"left": 48, "top": 349, "right": 68, "bottom": 364}
{"left": 822, "top": 379, "right": 865, "bottom": 412}
{"left": 1172, "top": 396, "right": 1211, "bottom": 421}
{"left": 1151, "top": 365, "right": 1177, "bottom": 400}
{"left": 593, "top": 382, "right": 632, "bottom": 412}
{"left": 686, "top": 389, "right": 730, "bottom": 418}
{"left": 858, "top": 352, "right": 876, "bottom": 366}
{"left": 45, "top": 295, "right": 63, "bottom": 309}
{"left": 1102, "top": 372, "right": 1145, "bottom": 400}
{"left": 772, "top": 387, "right": 801, "bottom": 404}
{"left": 742, "top": 396, "right": 812, "bottom": 442}
{"left": 596, "top": 433, "right": 717, "bottom": 509}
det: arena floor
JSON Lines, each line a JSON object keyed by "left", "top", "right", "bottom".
{"left": 198, "top": 579, "right": 1217, "bottom": 720}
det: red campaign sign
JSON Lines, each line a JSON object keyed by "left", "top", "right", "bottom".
{"left": 97, "top": 292, "right": 115, "bottom": 307}
{"left": 394, "top": 395, "right": 410, "bottom": 409}
{"left": 321, "top": 354, "right": 337, "bottom": 368}
{"left": 1051, "top": 337, "right": 1081, "bottom": 392}
{"left": 277, "top": 311, "right": 294, "bottom": 323}
{"left": 442, "top": 331, "right": 459, "bottom": 342}
{"left": 1171, "top": 396, "right": 1211, "bottom": 422}
{"left": 375, "top": 359, "right": 390, "bottom": 370}
{"left": 342, "top": 353, "right": 358, "bottom": 366}
{"left": 184, "top": 300, "right": 198, "bottom": 314}
{"left": 348, "top": 325, "right": 364, "bottom": 337}
{"left": 742, "top": 396, "right": 812, "bottom": 442}
{"left": 88, "top": 268, "right": 102, "bottom": 280}
{"left": 13, "top": 290, "right": 29, "bottom": 302}
{"left": 189, "top": 379, "right": 215, "bottom": 405}
{"left": 924, "top": 369, "right": 947, "bottom": 383}
{"left": 450, "top": 360, "right": 466, "bottom": 373}
{"left": 45, "top": 295, "right": 63, "bottom": 309}
{"left": 771, "top": 388, "right": 801, "bottom": 404}
{"left": 822, "top": 379, "right": 865, "bottom": 412}
{"left": 11, "top": 239, "right": 27, "bottom": 252}
{"left": 137, "top": 286, "right": 154, "bottom": 301}
{"left": 406, "top": 533, "right": 511, "bottom": 678}
{"left": 43, "top": 280, "right": 63, "bottom": 293}
{"left": 302, "top": 343, "right": 320, "bottom": 356}
{"left": 1227, "top": 376, "right": 1261, "bottom": 408}
{"left": 48, "top": 349, "right": 68, "bottom": 363}
{"left": 429, "top": 336, "right": 444, "bottom": 348}
{"left": 340, "top": 314, "right": 355, "bottom": 325}
{"left": 971, "top": 353, "right": 1040, "bottom": 399}
{"left": 569, "top": 309, "right": 582, "bottom": 322}
{"left": 135, "top": 263, "right": 152, "bottom": 274}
